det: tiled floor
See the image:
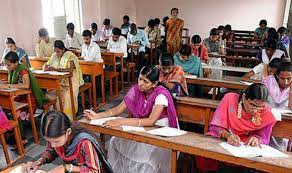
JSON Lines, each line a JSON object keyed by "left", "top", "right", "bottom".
{"left": 0, "top": 89, "right": 126, "bottom": 171}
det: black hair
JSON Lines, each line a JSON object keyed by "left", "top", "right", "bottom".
{"left": 82, "top": 30, "right": 92, "bottom": 37}
{"left": 130, "top": 23, "right": 137, "bottom": 33}
{"left": 148, "top": 19, "right": 156, "bottom": 28}
{"left": 179, "top": 44, "right": 192, "bottom": 56}
{"left": 54, "top": 40, "right": 68, "bottom": 52}
{"left": 265, "top": 39, "right": 277, "bottom": 50}
{"left": 4, "top": 51, "right": 19, "bottom": 63}
{"left": 66, "top": 23, "right": 74, "bottom": 30}
{"left": 91, "top": 23, "right": 98, "bottom": 30}
{"left": 103, "top": 18, "right": 110, "bottom": 25}
{"left": 217, "top": 25, "right": 225, "bottom": 31}
{"left": 159, "top": 52, "right": 174, "bottom": 66}
{"left": 140, "top": 66, "right": 160, "bottom": 83}
{"left": 267, "top": 27, "right": 278, "bottom": 40}
{"left": 163, "top": 16, "right": 169, "bottom": 24}
{"left": 171, "top": 8, "right": 178, "bottom": 14}
{"left": 276, "top": 62, "right": 292, "bottom": 75}
{"left": 210, "top": 28, "right": 219, "bottom": 36}
{"left": 123, "top": 15, "right": 130, "bottom": 21}
{"left": 191, "top": 35, "right": 202, "bottom": 44}
{"left": 259, "top": 19, "right": 267, "bottom": 26}
{"left": 277, "top": 27, "right": 287, "bottom": 34}
{"left": 5, "top": 37, "right": 15, "bottom": 45}
{"left": 225, "top": 24, "right": 232, "bottom": 31}
{"left": 112, "top": 28, "right": 121, "bottom": 36}
{"left": 240, "top": 83, "right": 269, "bottom": 102}
{"left": 268, "top": 58, "right": 282, "bottom": 68}
{"left": 154, "top": 18, "right": 160, "bottom": 25}
{"left": 38, "top": 28, "right": 49, "bottom": 37}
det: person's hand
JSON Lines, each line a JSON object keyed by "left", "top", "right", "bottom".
{"left": 83, "top": 109, "right": 99, "bottom": 120}
{"left": 227, "top": 133, "right": 241, "bottom": 146}
{"left": 43, "top": 65, "right": 55, "bottom": 71}
{"left": 26, "top": 161, "right": 41, "bottom": 173}
{"left": 103, "top": 119, "right": 124, "bottom": 128}
{"left": 48, "top": 165, "right": 65, "bottom": 173}
{"left": 78, "top": 57, "right": 84, "bottom": 60}
{"left": 37, "top": 38, "right": 43, "bottom": 44}
{"left": 245, "top": 136, "right": 261, "bottom": 147}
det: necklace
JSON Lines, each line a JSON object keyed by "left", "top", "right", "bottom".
{"left": 237, "top": 101, "right": 262, "bottom": 126}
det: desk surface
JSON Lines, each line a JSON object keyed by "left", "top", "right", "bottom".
{"left": 202, "top": 64, "right": 252, "bottom": 73}
{"left": 0, "top": 88, "right": 32, "bottom": 96}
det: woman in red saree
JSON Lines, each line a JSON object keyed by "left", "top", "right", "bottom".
{"left": 197, "top": 83, "right": 277, "bottom": 172}
{"left": 165, "top": 8, "right": 184, "bottom": 54}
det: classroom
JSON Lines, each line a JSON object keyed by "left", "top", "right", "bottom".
{"left": 0, "top": 0, "right": 292, "bottom": 173}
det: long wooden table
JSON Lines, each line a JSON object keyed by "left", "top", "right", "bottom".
{"left": 202, "top": 64, "right": 252, "bottom": 73}
{"left": 226, "top": 47, "right": 259, "bottom": 57}
{"left": 79, "top": 118, "right": 292, "bottom": 173}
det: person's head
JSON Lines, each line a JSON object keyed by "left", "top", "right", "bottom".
{"left": 267, "top": 58, "right": 282, "bottom": 75}
{"left": 82, "top": 30, "right": 92, "bottom": 45}
{"left": 259, "top": 19, "right": 267, "bottom": 30}
{"left": 4, "top": 51, "right": 19, "bottom": 71}
{"left": 91, "top": 22, "right": 98, "bottom": 35}
{"left": 171, "top": 8, "right": 179, "bottom": 17}
{"left": 224, "top": 24, "right": 232, "bottom": 35}
{"left": 209, "top": 28, "right": 219, "bottom": 42}
{"left": 54, "top": 40, "right": 67, "bottom": 58}
{"left": 163, "top": 16, "right": 169, "bottom": 25}
{"left": 129, "top": 23, "right": 137, "bottom": 35}
{"left": 241, "top": 83, "right": 269, "bottom": 115}
{"left": 123, "top": 15, "right": 130, "bottom": 24}
{"left": 38, "top": 28, "right": 49, "bottom": 40}
{"left": 217, "top": 25, "right": 225, "bottom": 37}
{"left": 112, "top": 28, "right": 121, "bottom": 42}
{"left": 138, "top": 66, "right": 160, "bottom": 92}
{"left": 154, "top": 18, "right": 160, "bottom": 27}
{"left": 5, "top": 37, "right": 16, "bottom": 51}
{"left": 66, "top": 23, "right": 75, "bottom": 35}
{"left": 103, "top": 19, "right": 111, "bottom": 29}
{"left": 265, "top": 39, "right": 277, "bottom": 57}
{"left": 266, "top": 27, "right": 277, "bottom": 40}
{"left": 277, "top": 27, "right": 288, "bottom": 38}
{"left": 148, "top": 19, "right": 156, "bottom": 29}
{"left": 179, "top": 44, "right": 192, "bottom": 61}
{"left": 275, "top": 62, "right": 292, "bottom": 89}
{"left": 159, "top": 52, "right": 174, "bottom": 74}
{"left": 191, "top": 35, "right": 202, "bottom": 50}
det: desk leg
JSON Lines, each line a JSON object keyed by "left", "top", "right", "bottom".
{"left": 56, "top": 81, "right": 64, "bottom": 112}
{"left": 120, "top": 57, "right": 124, "bottom": 91}
{"left": 69, "top": 77, "right": 76, "bottom": 120}
{"left": 92, "top": 75, "right": 97, "bottom": 108}
{"left": 101, "top": 74, "right": 106, "bottom": 104}
{"left": 171, "top": 150, "right": 177, "bottom": 173}
{"left": 27, "top": 94, "right": 38, "bottom": 144}
{"left": 131, "top": 48, "right": 134, "bottom": 62}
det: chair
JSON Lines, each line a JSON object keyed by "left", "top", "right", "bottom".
{"left": 102, "top": 54, "right": 119, "bottom": 100}
{"left": 42, "top": 98, "right": 57, "bottom": 114}
{"left": 79, "top": 82, "right": 93, "bottom": 110}
{"left": 123, "top": 62, "right": 136, "bottom": 85}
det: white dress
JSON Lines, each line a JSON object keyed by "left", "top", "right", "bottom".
{"left": 107, "top": 94, "right": 176, "bottom": 173}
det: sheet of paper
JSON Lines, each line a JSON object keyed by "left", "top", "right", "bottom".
{"left": 220, "top": 142, "right": 288, "bottom": 158}
{"left": 90, "top": 117, "right": 121, "bottom": 126}
{"left": 185, "top": 75, "right": 197, "bottom": 79}
{"left": 121, "top": 126, "right": 146, "bottom": 132}
{"left": 32, "top": 70, "right": 49, "bottom": 74}
{"left": 9, "top": 165, "right": 24, "bottom": 173}
{"left": 146, "top": 127, "right": 187, "bottom": 137}
{"left": 240, "top": 81, "right": 253, "bottom": 86}
{"left": 271, "top": 108, "right": 292, "bottom": 121}
{"left": 47, "top": 71, "right": 69, "bottom": 75}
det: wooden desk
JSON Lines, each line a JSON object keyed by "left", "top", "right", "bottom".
{"left": 96, "top": 41, "right": 108, "bottom": 49}
{"left": 79, "top": 118, "right": 292, "bottom": 173}
{"left": 202, "top": 64, "right": 252, "bottom": 73}
{"left": 0, "top": 88, "right": 38, "bottom": 145}
{"left": 226, "top": 47, "right": 259, "bottom": 57}
{"left": 227, "top": 41, "right": 264, "bottom": 48}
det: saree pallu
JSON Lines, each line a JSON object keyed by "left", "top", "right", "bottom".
{"left": 166, "top": 18, "right": 184, "bottom": 54}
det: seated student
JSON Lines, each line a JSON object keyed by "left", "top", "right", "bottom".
{"left": 255, "top": 19, "right": 269, "bottom": 40}
{"left": 190, "top": 35, "right": 209, "bottom": 63}
{"left": 91, "top": 22, "right": 104, "bottom": 42}
{"left": 84, "top": 66, "right": 178, "bottom": 173}
{"left": 35, "top": 28, "right": 54, "bottom": 57}
{"left": 144, "top": 19, "right": 161, "bottom": 47}
{"left": 2, "top": 37, "right": 30, "bottom": 67}
{"left": 80, "top": 30, "right": 102, "bottom": 62}
{"left": 262, "top": 62, "right": 292, "bottom": 151}
{"left": 224, "top": 24, "right": 234, "bottom": 42}
{"left": 101, "top": 18, "right": 113, "bottom": 41}
{"left": 154, "top": 18, "right": 165, "bottom": 37}
{"left": 241, "top": 58, "right": 282, "bottom": 83}
{"left": 43, "top": 40, "right": 84, "bottom": 120}
{"left": 121, "top": 15, "right": 131, "bottom": 35}
{"left": 26, "top": 111, "right": 113, "bottom": 173}
{"left": 157, "top": 52, "right": 188, "bottom": 96}
{"left": 174, "top": 44, "right": 203, "bottom": 77}
{"left": 196, "top": 84, "right": 276, "bottom": 172}
{"left": 0, "top": 51, "right": 47, "bottom": 145}
{"left": 217, "top": 25, "right": 225, "bottom": 41}
{"left": 278, "top": 27, "right": 290, "bottom": 49}
{"left": 107, "top": 28, "right": 127, "bottom": 58}
{"left": 64, "top": 23, "right": 83, "bottom": 49}
{"left": 127, "top": 23, "right": 149, "bottom": 72}
{"left": 257, "top": 39, "right": 285, "bottom": 64}
{"left": 162, "top": 16, "right": 169, "bottom": 28}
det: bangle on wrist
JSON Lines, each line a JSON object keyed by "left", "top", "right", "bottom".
{"left": 108, "top": 109, "right": 113, "bottom": 116}
{"left": 138, "top": 119, "right": 142, "bottom": 127}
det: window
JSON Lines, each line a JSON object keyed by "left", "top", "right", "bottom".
{"left": 41, "top": 0, "right": 83, "bottom": 38}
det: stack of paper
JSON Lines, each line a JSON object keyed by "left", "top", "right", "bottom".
{"left": 32, "top": 70, "right": 48, "bottom": 74}
{"left": 121, "top": 126, "right": 146, "bottom": 132}
{"left": 185, "top": 75, "right": 197, "bottom": 79}
{"left": 90, "top": 117, "right": 121, "bottom": 126}
{"left": 240, "top": 81, "right": 253, "bottom": 86}
{"left": 220, "top": 142, "right": 288, "bottom": 157}
{"left": 146, "top": 127, "right": 187, "bottom": 137}
{"left": 47, "top": 71, "right": 69, "bottom": 75}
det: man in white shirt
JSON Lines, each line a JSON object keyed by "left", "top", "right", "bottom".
{"left": 64, "top": 23, "right": 83, "bottom": 49}
{"left": 80, "top": 30, "right": 102, "bottom": 62}
{"left": 154, "top": 18, "right": 165, "bottom": 37}
{"left": 107, "top": 28, "right": 127, "bottom": 58}
{"left": 101, "top": 18, "right": 113, "bottom": 41}
{"left": 91, "top": 22, "right": 104, "bottom": 42}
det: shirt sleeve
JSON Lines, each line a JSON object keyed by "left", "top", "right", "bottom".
{"left": 140, "top": 31, "right": 149, "bottom": 47}
{"left": 79, "top": 140, "right": 101, "bottom": 173}
{"left": 64, "top": 35, "right": 70, "bottom": 49}
{"left": 40, "top": 142, "right": 58, "bottom": 164}
{"left": 95, "top": 45, "right": 102, "bottom": 62}
{"left": 154, "top": 94, "right": 168, "bottom": 107}
{"left": 252, "top": 63, "right": 264, "bottom": 74}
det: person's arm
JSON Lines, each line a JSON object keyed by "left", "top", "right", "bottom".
{"left": 127, "top": 33, "right": 131, "bottom": 44}
{"left": 140, "top": 31, "right": 149, "bottom": 47}
{"left": 95, "top": 45, "right": 102, "bottom": 62}
{"left": 249, "top": 121, "right": 276, "bottom": 145}
{"left": 45, "top": 60, "right": 75, "bottom": 73}
{"left": 0, "top": 70, "right": 30, "bottom": 89}
{"left": 241, "top": 70, "right": 256, "bottom": 82}
{"left": 64, "top": 35, "right": 70, "bottom": 49}
{"left": 35, "top": 41, "right": 43, "bottom": 57}
{"left": 289, "top": 84, "right": 292, "bottom": 109}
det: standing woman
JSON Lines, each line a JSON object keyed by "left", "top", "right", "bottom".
{"left": 2, "top": 37, "right": 30, "bottom": 67}
{"left": 165, "top": 8, "right": 184, "bottom": 54}
{"left": 26, "top": 111, "right": 113, "bottom": 173}
{"left": 43, "top": 40, "right": 84, "bottom": 120}
{"left": 84, "top": 66, "right": 178, "bottom": 173}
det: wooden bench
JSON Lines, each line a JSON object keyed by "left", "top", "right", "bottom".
{"left": 79, "top": 82, "right": 93, "bottom": 110}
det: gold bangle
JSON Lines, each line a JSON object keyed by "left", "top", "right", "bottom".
{"left": 108, "top": 109, "right": 113, "bottom": 116}
{"left": 138, "top": 119, "right": 142, "bottom": 127}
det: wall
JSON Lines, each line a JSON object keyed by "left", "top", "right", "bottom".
{"left": 135, "top": 0, "right": 286, "bottom": 39}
